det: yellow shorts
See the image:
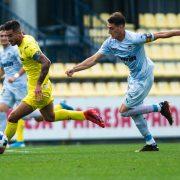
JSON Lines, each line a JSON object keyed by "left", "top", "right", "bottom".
{"left": 22, "top": 81, "right": 54, "bottom": 110}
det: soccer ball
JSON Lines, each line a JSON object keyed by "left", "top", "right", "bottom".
{"left": 0, "top": 131, "right": 8, "bottom": 154}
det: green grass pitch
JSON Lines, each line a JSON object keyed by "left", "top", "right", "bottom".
{"left": 0, "top": 143, "right": 180, "bottom": 180}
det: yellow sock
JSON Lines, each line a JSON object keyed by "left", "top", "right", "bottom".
{"left": 55, "top": 109, "right": 85, "bottom": 121}
{"left": 16, "top": 119, "right": 25, "bottom": 142}
{"left": 4, "top": 121, "right": 18, "bottom": 141}
{"left": 54, "top": 104, "right": 62, "bottom": 111}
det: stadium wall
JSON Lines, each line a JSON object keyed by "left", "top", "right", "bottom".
{"left": 22, "top": 96, "right": 180, "bottom": 141}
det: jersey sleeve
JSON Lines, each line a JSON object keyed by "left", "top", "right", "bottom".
{"left": 97, "top": 38, "right": 111, "bottom": 56}
{"left": 24, "top": 40, "right": 41, "bottom": 60}
{"left": 133, "top": 32, "right": 155, "bottom": 44}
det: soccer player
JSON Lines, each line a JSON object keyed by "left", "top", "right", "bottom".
{"left": 0, "top": 25, "right": 75, "bottom": 148}
{"left": 3, "top": 20, "right": 105, "bottom": 144}
{"left": 66, "top": 12, "right": 178, "bottom": 152}
{"left": 0, "top": 25, "right": 27, "bottom": 147}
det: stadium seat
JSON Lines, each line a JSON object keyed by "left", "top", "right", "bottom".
{"left": 143, "top": 13, "right": 156, "bottom": 28}
{"left": 177, "top": 14, "right": 180, "bottom": 27}
{"left": 101, "top": 63, "right": 117, "bottom": 77}
{"left": 53, "top": 83, "right": 70, "bottom": 97}
{"left": 156, "top": 82, "right": 171, "bottom": 95}
{"left": 149, "top": 83, "right": 158, "bottom": 96}
{"left": 81, "top": 82, "right": 96, "bottom": 96}
{"left": 83, "top": 15, "right": 91, "bottom": 27}
{"left": 164, "top": 63, "right": 178, "bottom": 77}
{"left": 161, "top": 45, "right": 175, "bottom": 60}
{"left": 115, "top": 63, "right": 129, "bottom": 77}
{"left": 89, "top": 63, "right": 104, "bottom": 77}
{"left": 93, "top": 16, "right": 102, "bottom": 27}
{"left": 68, "top": 82, "right": 82, "bottom": 96}
{"left": 155, "top": 13, "right": 167, "bottom": 28}
{"left": 95, "top": 82, "right": 108, "bottom": 96}
{"left": 149, "top": 45, "right": 162, "bottom": 60}
{"left": 154, "top": 63, "right": 165, "bottom": 77}
{"left": 173, "top": 45, "right": 180, "bottom": 60}
{"left": 166, "top": 13, "right": 178, "bottom": 28}
{"left": 169, "top": 82, "right": 180, "bottom": 95}
{"left": 144, "top": 45, "right": 151, "bottom": 57}
{"left": 49, "top": 63, "right": 65, "bottom": 78}
{"left": 100, "top": 13, "right": 109, "bottom": 22}
{"left": 106, "top": 82, "right": 120, "bottom": 96}
{"left": 171, "top": 36, "right": 180, "bottom": 43}
{"left": 139, "top": 14, "right": 145, "bottom": 27}
{"left": 119, "top": 82, "right": 128, "bottom": 95}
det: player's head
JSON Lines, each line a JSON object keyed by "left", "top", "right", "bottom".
{"left": 107, "top": 12, "right": 126, "bottom": 39}
{"left": 4, "top": 20, "right": 23, "bottom": 46}
{"left": 0, "top": 24, "right": 9, "bottom": 47}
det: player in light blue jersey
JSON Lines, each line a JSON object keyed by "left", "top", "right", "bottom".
{"left": 66, "top": 12, "right": 180, "bottom": 152}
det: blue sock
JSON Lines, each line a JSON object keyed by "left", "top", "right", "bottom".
{"left": 131, "top": 114, "right": 156, "bottom": 145}
{"left": 60, "top": 101, "right": 74, "bottom": 110}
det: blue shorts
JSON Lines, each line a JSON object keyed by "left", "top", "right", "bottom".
{"left": 0, "top": 86, "right": 27, "bottom": 108}
{"left": 124, "top": 74, "right": 154, "bottom": 108}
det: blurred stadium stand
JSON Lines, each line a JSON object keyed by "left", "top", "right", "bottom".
{"left": 0, "top": 0, "right": 180, "bottom": 97}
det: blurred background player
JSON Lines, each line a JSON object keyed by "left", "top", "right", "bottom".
{"left": 0, "top": 24, "right": 75, "bottom": 148}
{"left": 3, "top": 20, "right": 105, "bottom": 146}
{"left": 66, "top": 12, "right": 179, "bottom": 152}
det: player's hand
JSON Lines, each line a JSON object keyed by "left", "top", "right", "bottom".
{"left": 8, "top": 77, "right": 16, "bottom": 83}
{"left": 35, "top": 84, "right": 43, "bottom": 101}
{"left": 65, "top": 69, "right": 75, "bottom": 77}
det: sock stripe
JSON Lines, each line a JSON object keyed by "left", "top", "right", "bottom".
{"left": 145, "top": 134, "right": 152, "bottom": 141}
{"left": 153, "top": 105, "right": 159, "bottom": 112}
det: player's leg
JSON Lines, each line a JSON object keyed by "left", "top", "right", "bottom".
{"left": 119, "top": 76, "right": 173, "bottom": 125}
{"left": 4, "top": 101, "right": 34, "bottom": 141}
{"left": 0, "top": 88, "right": 14, "bottom": 131}
{"left": 9, "top": 119, "right": 25, "bottom": 148}
{"left": 0, "top": 103, "right": 9, "bottom": 131}
{"left": 39, "top": 102, "right": 105, "bottom": 128}
{"left": 10, "top": 86, "right": 27, "bottom": 147}
{"left": 120, "top": 75, "right": 158, "bottom": 151}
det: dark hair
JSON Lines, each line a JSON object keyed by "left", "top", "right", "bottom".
{"left": 0, "top": 24, "right": 5, "bottom": 31}
{"left": 108, "top": 12, "right": 126, "bottom": 26}
{"left": 4, "top": 20, "right": 21, "bottom": 31}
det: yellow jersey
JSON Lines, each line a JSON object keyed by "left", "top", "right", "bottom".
{"left": 18, "top": 35, "right": 49, "bottom": 87}
{"left": 18, "top": 35, "right": 53, "bottom": 109}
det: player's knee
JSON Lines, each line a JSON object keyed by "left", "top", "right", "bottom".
{"left": 35, "top": 116, "right": 44, "bottom": 122}
{"left": 7, "top": 111, "right": 18, "bottom": 123}
{"left": 119, "top": 104, "right": 128, "bottom": 114}
{"left": 45, "top": 114, "right": 55, "bottom": 122}
{"left": 0, "top": 104, "right": 9, "bottom": 113}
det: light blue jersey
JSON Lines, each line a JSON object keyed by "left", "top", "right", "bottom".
{"left": 98, "top": 30, "right": 155, "bottom": 107}
{"left": 0, "top": 45, "right": 27, "bottom": 107}
{"left": 98, "top": 30, "right": 155, "bottom": 80}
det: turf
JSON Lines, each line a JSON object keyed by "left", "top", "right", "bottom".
{"left": 0, "top": 143, "right": 180, "bottom": 180}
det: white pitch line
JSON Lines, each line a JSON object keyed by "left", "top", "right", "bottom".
{"left": 5, "top": 149, "right": 30, "bottom": 153}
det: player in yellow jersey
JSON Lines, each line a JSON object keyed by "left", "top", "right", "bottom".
{"left": 3, "top": 20, "right": 105, "bottom": 143}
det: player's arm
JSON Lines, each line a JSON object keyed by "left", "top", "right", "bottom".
{"left": 33, "top": 51, "right": 51, "bottom": 85}
{"left": 0, "top": 67, "right": 4, "bottom": 78}
{"left": 154, "top": 30, "right": 180, "bottom": 40}
{"left": 33, "top": 51, "right": 51, "bottom": 101}
{"left": 66, "top": 52, "right": 104, "bottom": 77}
{"left": 8, "top": 67, "right": 25, "bottom": 83}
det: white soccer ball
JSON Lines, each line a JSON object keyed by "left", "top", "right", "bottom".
{"left": 0, "top": 131, "right": 8, "bottom": 154}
